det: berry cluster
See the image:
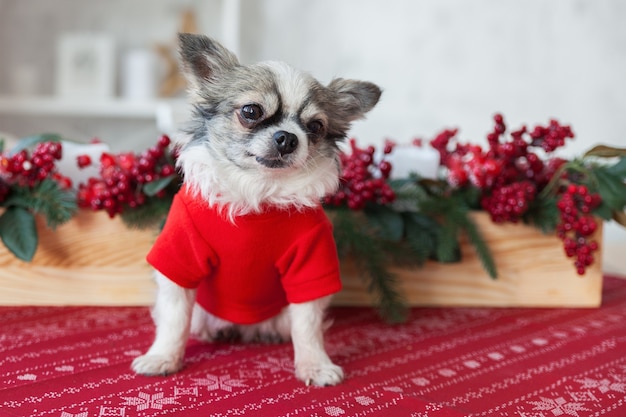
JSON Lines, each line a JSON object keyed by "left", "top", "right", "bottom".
{"left": 0, "top": 141, "right": 71, "bottom": 190}
{"left": 529, "top": 120, "right": 575, "bottom": 153}
{"left": 77, "top": 135, "right": 177, "bottom": 217}
{"left": 557, "top": 184, "right": 601, "bottom": 275}
{"left": 479, "top": 180, "right": 536, "bottom": 223}
{"left": 431, "top": 114, "right": 574, "bottom": 223}
{"left": 324, "top": 139, "right": 396, "bottom": 210}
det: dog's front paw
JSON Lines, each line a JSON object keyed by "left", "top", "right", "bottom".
{"left": 296, "top": 361, "right": 344, "bottom": 386}
{"left": 132, "top": 354, "right": 183, "bottom": 376}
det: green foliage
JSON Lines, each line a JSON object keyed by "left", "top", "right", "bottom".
{"left": 122, "top": 174, "right": 180, "bottom": 229}
{"left": 0, "top": 207, "right": 38, "bottom": 261}
{"left": 403, "top": 212, "right": 440, "bottom": 266}
{"left": 143, "top": 175, "right": 177, "bottom": 197}
{"left": 524, "top": 196, "right": 560, "bottom": 234}
{"left": 363, "top": 205, "right": 404, "bottom": 242}
{"left": 120, "top": 197, "right": 172, "bottom": 230}
{"left": 4, "top": 180, "right": 77, "bottom": 229}
{"left": 329, "top": 177, "right": 498, "bottom": 322}
{"left": 592, "top": 162, "right": 626, "bottom": 219}
{"left": 0, "top": 179, "right": 76, "bottom": 260}
{"left": 412, "top": 180, "right": 495, "bottom": 275}
{"left": 460, "top": 213, "right": 497, "bottom": 279}
{"left": 332, "top": 207, "right": 408, "bottom": 323}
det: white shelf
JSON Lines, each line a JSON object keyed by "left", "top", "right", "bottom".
{"left": 0, "top": 96, "right": 182, "bottom": 117}
{"left": 0, "top": 96, "right": 190, "bottom": 133}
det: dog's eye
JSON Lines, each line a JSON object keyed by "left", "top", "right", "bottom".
{"left": 307, "top": 120, "right": 324, "bottom": 138}
{"left": 241, "top": 104, "right": 263, "bottom": 122}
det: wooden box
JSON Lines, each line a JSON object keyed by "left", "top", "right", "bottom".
{"left": 0, "top": 210, "right": 157, "bottom": 305}
{"left": 0, "top": 211, "right": 603, "bottom": 307}
{"left": 335, "top": 212, "right": 602, "bottom": 308}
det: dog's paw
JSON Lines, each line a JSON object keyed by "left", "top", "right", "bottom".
{"left": 131, "top": 354, "right": 183, "bottom": 376}
{"left": 296, "top": 362, "right": 344, "bottom": 386}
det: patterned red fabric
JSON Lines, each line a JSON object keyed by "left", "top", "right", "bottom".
{"left": 2, "top": 276, "right": 626, "bottom": 417}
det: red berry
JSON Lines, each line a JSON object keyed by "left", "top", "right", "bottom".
{"left": 158, "top": 135, "right": 171, "bottom": 148}
{"left": 77, "top": 154, "right": 92, "bottom": 168}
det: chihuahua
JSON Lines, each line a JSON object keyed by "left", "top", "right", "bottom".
{"left": 132, "top": 33, "right": 381, "bottom": 386}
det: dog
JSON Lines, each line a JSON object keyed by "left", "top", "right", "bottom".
{"left": 131, "top": 33, "right": 381, "bottom": 386}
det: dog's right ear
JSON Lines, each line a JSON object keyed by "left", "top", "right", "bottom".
{"left": 178, "top": 33, "right": 239, "bottom": 88}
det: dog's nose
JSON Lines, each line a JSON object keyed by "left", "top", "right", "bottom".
{"left": 272, "top": 131, "right": 298, "bottom": 156}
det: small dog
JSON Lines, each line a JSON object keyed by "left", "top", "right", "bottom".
{"left": 132, "top": 33, "right": 381, "bottom": 386}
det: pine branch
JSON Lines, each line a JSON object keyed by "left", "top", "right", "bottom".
{"left": 5, "top": 180, "right": 77, "bottom": 230}
{"left": 459, "top": 212, "right": 497, "bottom": 279}
{"left": 331, "top": 208, "right": 408, "bottom": 323}
{"left": 120, "top": 197, "right": 172, "bottom": 230}
{"left": 524, "top": 196, "right": 560, "bottom": 234}
{"left": 403, "top": 212, "right": 440, "bottom": 266}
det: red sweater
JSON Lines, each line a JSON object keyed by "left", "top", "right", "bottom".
{"left": 147, "top": 186, "right": 342, "bottom": 325}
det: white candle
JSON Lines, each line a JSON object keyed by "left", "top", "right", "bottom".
{"left": 387, "top": 144, "right": 440, "bottom": 179}
{"left": 56, "top": 141, "right": 110, "bottom": 188}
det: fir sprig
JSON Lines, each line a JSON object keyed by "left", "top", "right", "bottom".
{"left": 0, "top": 179, "right": 76, "bottom": 261}
{"left": 5, "top": 179, "right": 77, "bottom": 229}
{"left": 332, "top": 207, "right": 408, "bottom": 323}
{"left": 411, "top": 180, "right": 496, "bottom": 278}
{"left": 120, "top": 197, "right": 173, "bottom": 230}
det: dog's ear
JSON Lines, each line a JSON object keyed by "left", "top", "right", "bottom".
{"left": 327, "top": 79, "right": 382, "bottom": 121}
{"left": 178, "top": 33, "right": 239, "bottom": 87}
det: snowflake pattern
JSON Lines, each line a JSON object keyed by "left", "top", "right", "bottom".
{"left": 121, "top": 392, "right": 178, "bottom": 411}
{"left": 527, "top": 396, "right": 589, "bottom": 417}
{"left": 254, "top": 356, "right": 294, "bottom": 374}
{"left": 576, "top": 377, "right": 626, "bottom": 394}
{"left": 192, "top": 374, "right": 247, "bottom": 392}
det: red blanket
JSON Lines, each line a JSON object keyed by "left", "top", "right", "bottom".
{"left": 2, "top": 276, "right": 626, "bottom": 417}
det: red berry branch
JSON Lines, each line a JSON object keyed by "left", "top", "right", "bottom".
{"left": 431, "top": 114, "right": 572, "bottom": 223}
{"left": 0, "top": 141, "right": 71, "bottom": 191}
{"left": 77, "top": 135, "right": 177, "bottom": 218}
{"left": 323, "top": 138, "right": 396, "bottom": 210}
{"left": 557, "top": 184, "right": 601, "bottom": 275}
{"left": 430, "top": 114, "right": 618, "bottom": 275}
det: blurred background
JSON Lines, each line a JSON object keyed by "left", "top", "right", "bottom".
{"left": 0, "top": 0, "right": 624, "bottom": 270}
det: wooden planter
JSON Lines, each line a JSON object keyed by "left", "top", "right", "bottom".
{"left": 335, "top": 212, "right": 603, "bottom": 308}
{"left": 0, "top": 211, "right": 603, "bottom": 307}
{"left": 0, "top": 210, "right": 157, "bottom": 306}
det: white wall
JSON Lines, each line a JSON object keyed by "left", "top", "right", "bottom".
{"left": 0, "top": 0, "right": 624, "bottom": 271}
{"left": 239, "top": 0, "right": 626, "bottom": 159}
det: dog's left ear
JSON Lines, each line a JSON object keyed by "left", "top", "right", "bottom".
{"left": 178, "top": 33, "right": 239, "bottom": 89}
{"left": 327, "top": 78, "right": 382, "bottom": 121}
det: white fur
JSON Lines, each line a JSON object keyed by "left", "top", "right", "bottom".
{"left": 132, "top": 271, "right": 196, "bottom": 375}
{"left": 177, "top": 138, "right": 340, "bottom": 221}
